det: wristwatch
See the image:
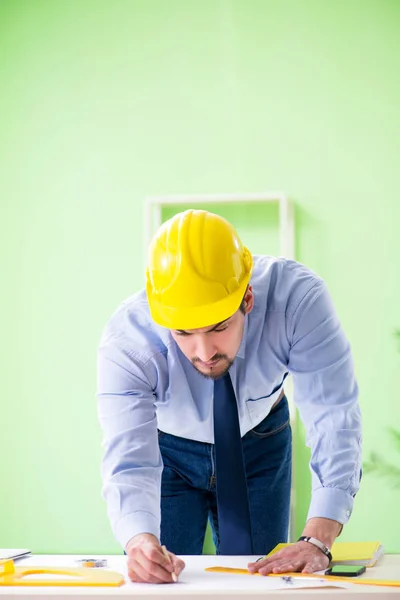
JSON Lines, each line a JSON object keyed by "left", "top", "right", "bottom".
{"left": 298, "top": 536, "right": 333, "bottom": 563}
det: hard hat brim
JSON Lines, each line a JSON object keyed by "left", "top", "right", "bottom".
{"left": 147, "top": 274, "right": 251, "bottom": 330}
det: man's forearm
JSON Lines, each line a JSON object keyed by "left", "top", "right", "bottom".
{"left": 301, "top": 517, "right": 342, "bottom": 548}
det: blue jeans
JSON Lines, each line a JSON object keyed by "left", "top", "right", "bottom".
{"left": 158, "top": 396, "right": 292, "bottom": 555}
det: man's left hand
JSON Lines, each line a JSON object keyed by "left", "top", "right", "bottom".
{"left": 248, "top": 540, "right": 329, "bottom": 575}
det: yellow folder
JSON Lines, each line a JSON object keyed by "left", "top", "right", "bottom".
{"left": 266, "top": 541, "right": 384, "bottom": 567}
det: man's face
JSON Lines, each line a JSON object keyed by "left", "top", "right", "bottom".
{"left": 170, "top": 287, "right": 253, "bottom": 380}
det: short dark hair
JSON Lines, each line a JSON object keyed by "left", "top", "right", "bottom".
{"left": 239, "top": 286, "right": 249, "bottom": 314}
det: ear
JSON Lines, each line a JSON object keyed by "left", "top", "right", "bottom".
{"left": 243, "top": 285, "right": 254, "bottom": 315}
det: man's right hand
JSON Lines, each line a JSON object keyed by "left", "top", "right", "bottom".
{"left": 125, "top": 533, "right": 185, "bottom": 584}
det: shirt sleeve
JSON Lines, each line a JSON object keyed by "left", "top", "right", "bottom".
{"left": 97, "top": 333, "right": 163, "bottom": 550}
{"left": 287, "top": 279, "right": 362, "bottom": 525}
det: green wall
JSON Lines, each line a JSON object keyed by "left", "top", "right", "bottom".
{"left": 1, "top": 0, "right": 399, "bottom": 554}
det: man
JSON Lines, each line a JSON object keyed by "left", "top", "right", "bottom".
{"left": 97, "top": 209, "right": 362, "bottom": 584}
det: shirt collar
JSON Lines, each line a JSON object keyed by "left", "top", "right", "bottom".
{"left": 236, "top": 315, "right": 248, "bottom": 359}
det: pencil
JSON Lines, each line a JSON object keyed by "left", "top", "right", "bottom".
{"left": 161, "top": 545, "right": 178, "bottom": 582}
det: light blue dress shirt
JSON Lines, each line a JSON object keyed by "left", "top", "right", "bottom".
{"left": 97, "top": 256, "right": 362, "bottom": 550}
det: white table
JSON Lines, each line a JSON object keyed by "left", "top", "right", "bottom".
{"left": 1, "top": 554, "right": 400, "bottom": 599}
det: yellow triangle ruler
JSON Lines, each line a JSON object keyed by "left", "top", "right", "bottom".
{"left": 0, "top": 559, "right": 124, "bottom": 587}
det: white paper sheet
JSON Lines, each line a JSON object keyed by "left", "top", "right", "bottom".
{"left": 8, "top": 554, "right": 349, "bottom": 592}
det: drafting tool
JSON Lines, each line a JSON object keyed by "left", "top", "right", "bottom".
{"left": 75, "top": 558, "right": 108, "bottom": 568}
{"left": 0, "top": 559, "right": 124, "bottom": 587}
{"left": 205, "top": 566, "right": 400, "bottom": 588}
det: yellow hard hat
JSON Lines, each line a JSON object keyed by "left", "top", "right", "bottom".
{"left": 146, "top": 209, "right": 253, "bottom": 329}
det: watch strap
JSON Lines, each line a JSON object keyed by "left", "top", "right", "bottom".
{"left": 298, "top": 536, "right": 333, "bottom": 562}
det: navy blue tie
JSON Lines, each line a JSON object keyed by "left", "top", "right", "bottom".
{"left": 213, "top": 372, "right": 253, "bottom": 554}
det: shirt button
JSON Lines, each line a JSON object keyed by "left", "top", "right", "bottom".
{"left": 346, "top": 510, "right": 351, "bottom": 516}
